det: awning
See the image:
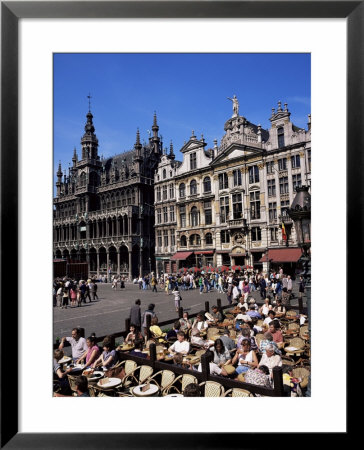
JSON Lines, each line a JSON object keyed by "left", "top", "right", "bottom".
{"left": 195, "top": 251, "right": 214, "bottom": 255}
{"left": 171, "top": 251, "right": 194, "bottom": 260}
{"left": 259, "top": 248, "right": 302, "bottom": 263}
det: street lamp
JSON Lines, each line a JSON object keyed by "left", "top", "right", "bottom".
{"left": 148, "top": 257, "right": 152, "bottom": 275}
{"left": 288, "top": 185, "right": 311, "bottom": 396}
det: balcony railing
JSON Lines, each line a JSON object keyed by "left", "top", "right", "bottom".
{"left": 227, "top": 217, "right": 247, "bottom": 228}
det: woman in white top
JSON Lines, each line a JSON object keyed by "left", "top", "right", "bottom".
{"left": 232, "top": 339, "right": 258, "bottom": 375}
{"left": 259, "top": 298, "right": 273, "bottom": 318}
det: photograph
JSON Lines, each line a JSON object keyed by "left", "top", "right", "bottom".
{"left": 52, "top": 53, "right": 311, "bottom": 399}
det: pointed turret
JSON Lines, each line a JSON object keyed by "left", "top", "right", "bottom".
{"left": 169, "top": 140, "right": 175, "bottom": 160}
{"left": 151, "top": 112, "right": 161, "bottom": 154}
{"left": 81, "top": 98, "right": 99, "bottom": 160}
{"left": 56, "top": 162, "right": 63, "bottom": 197}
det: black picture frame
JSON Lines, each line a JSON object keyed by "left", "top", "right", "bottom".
{"left": 1, "top": 1, "right": 357, "bottom": 448}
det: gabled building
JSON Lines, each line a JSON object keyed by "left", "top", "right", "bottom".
{"left": 154, "top": 100, "right": 311, "bottom": 276}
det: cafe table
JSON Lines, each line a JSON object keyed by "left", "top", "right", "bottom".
{"left": 132, "top": 383, "right": 160, "bottom": 397}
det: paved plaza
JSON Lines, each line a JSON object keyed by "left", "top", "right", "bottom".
{"left": 53, "top": 280, "right": 306, "bottom": 344}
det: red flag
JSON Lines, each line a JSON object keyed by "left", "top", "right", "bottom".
{"left": 282, "top": 222, "right": 287, "bottom": 241}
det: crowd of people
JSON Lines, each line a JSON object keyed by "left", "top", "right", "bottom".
{"left": 53, "top": 277, "right": 100, "bottom": 308}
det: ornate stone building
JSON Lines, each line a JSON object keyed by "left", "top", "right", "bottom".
{"left": 154, "top": 99, "right": 311, "bottom": 276}
{"left": 53, "top": 109, "right": 162, "bottom": 278}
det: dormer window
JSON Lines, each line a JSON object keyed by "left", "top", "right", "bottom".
{"left": 190, "top": 152, "right": 197, "bottom": 170}
{"left": 278, "top": 127, "right": 285, "bottom": 148}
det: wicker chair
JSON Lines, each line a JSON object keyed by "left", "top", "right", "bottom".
{"left": 300, "top": 325, "right": 309, "bottom": 340}
{"left": 199, "top": 380, "right": 225, "bottom": 397}
{"left": 163, "top": 373, "right": 198, "bottom": 395}
{"left": 292, "top": 366, "right": 310, "bottom": 389}
{"left": 255, "top": 333, "right": 265, "bottom": 348}
{"left": 224, "top": 388, "right": 253, "bottom": 397}
{"left": 113, "top": 359, "right": 138, "bottom": 389}
{"left": 146, "top": 369, "right": 176, "bottom": 396}
{"left": 284, "top": 337, "right": 306, "bottom": 356}
{"left": 285, "top": 310, "right": 298, "bottom": 319}
{"left": 122, "top": 365, "right": 154, "bottom": 391}
{"left": 288, "top": 322, "right": 300, "bottom": 332}
{"left": 207, "top": 327, "right": 219, "bottom": 340}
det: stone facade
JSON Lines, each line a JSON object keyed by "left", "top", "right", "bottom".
{"left": 53, "top": 110, "right": 162, "bottom": 278}
{"left": 154, "top": 101, "right": 311, "bottom": 276}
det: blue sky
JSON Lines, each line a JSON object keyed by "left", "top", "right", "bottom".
{"left": 54, "top": 53, "right": 310, "bottom": 180}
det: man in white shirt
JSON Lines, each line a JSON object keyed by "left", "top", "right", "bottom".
{"left": 196, "top": 351, "right": 228, "bottom": 376}
{"left": 59, "top": 328, "right": 88, "bottom": 362}
{"left": 168, "top": 331, "right": 190, "bottom": 355}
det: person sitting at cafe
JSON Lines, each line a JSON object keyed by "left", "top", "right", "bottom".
{"left": 125, "top": 325, "right": 143, "bottom": 344}
{"left": 263, "top": 310, "right": 277, "bottom": 327}
{"left": 129, "top": 339, "right": 148, "bottom": 359}
{"left": 59, "top": 328, "right": 88, "bottom": 363}
{"left": 192, "top": 313, "right": 208, "bottom": 332}
{"left": 237, "top": 326, "right": 258, "bottom": 352}
{"left": 243, "top": 365, "right": 272, "bottom": 390}
{"left": 76, "top": 335, "right": 100, "bottom": 369}
{"left": 268, "top": 321, "right": 284, "bottom": 347}
{"left": 210, "top": 338, "right": 232, "bottom": 367}
{"left": 173, "top": 352, "right": 184, "bottom": 367}
{"left": 219, "top": 328, "right": 236, "bottom": 352}
{"left": 259, "top": 297, "right": 273, "bottom": 318}
{"left": 207, "top": 305, "right": 223, "bottom": 325}
{"left": 179, "top": 312, "right": 192, "bottom": 335}
{"left": 195, "top": 350, "right": 229, "bottom": 377}
{"left": 234, "top": 307, "right": 251, "bottom": 330}
{"left": 183, "top": 383, "right": 201, "bottom": 397}
{"left": 53, "top": 349, "right": 73, "bottom": 395}
{"left": 166, "top": 320, "right": 181, "bottom": 342}
{"left": 190, "top": 328, "right": 214, "bottom": 349}
{"left": 273, "top": 298, "right": 286, "bottom": 318}
{"left": 258, "top": 344, "right": 282, "bottom": 377}
{"left": 168, "top": 331, "right": 190, "bottom": 355}
{"left": 247, "top": 304, "right": 262, "bottom": 319}
{"left": 232, "top": 339, "right": 259, "bottom": 376}
{"left": 92, "top": 338, "right": 117, "bottom": 370}
{"left": 259, "top": 332, "right": 281, "bottom": 355}
{"left": 149, "top": 317, "right": 167, "bottom": 343}
{"left": 75, "top": 375, "right": 90, "bottom": 397}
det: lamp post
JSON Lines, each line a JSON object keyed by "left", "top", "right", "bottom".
{"left": 288, "top": 185, "right": 311, "bottom": 397}
{"left": 148, "top": 257, "right": 152, "bottom": 275}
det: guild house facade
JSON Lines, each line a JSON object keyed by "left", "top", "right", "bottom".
{"left": 154, "top": 98, "right": 311, "bottom": 277}
{"left": 53, "top": 109, "right": 163, "bottom": 279}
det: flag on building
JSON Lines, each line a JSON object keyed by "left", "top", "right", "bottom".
{"left": 282, "top": 222, "right": 287, "bottom": 241}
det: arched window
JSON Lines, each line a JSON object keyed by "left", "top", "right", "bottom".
{"left": 111, "top": 194, "right": 115, "bottom": 208}
{"left": 191, "top": 206, "right": 199, "bottom": 227}
{"left": 189, "top": 234, "right": 201, "bottom": 246}
{"left": 203, "top": 176, "right": 211, "bottom": 192}
{"left": 205, "top": 232, "right": 213, "bottom": 245}
{"left": 180, "top": 235, "right": 187, "bottom": 247}
{"left": 179, "top": 183, "right": 186, "bottom": 198}
{"left": 80, "top": 172, "right": 86, "bottom": 187}
{"left": 190, "top": 179, "right": 197, "bottom": 195}
{"left": 163, "top": 169, "right": 167, "bottom": 179}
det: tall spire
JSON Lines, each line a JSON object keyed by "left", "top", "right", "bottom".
{"left": 151, "top": 111, "right": 161, "bottom": 154}
{"left": 87, "top": 93, "right": 92, "bottom": 112}
{"left": 81, "top": 99, "right": 98, "bottom": 160}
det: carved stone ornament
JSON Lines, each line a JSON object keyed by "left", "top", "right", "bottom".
{"left": 234, "top": 233, "right": 245, "bottom": 244}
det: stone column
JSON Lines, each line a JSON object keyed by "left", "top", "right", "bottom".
{"left": 96, "top": 251, "right": 100, "bottom": 277}
{"left": 106, "top": 250, "right": 110, "bottom": 280}
{"left": 117, "top": 250, "right": 120, "bottom": 276}
{"left": 128, "top": 250, "right": 132, "bottom": 279}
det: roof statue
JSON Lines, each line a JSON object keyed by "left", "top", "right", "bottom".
{"left": 227, "top": 94, "right": 239, "bottom": 117}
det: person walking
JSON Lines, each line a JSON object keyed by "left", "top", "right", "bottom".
{"left": 151, "top": 275, "right": 158, "bottom": 292}
{"left": 129, "top": 299, "right": 142, "bottom": 328}
{"left": 172, "top": 285, "right": 182, "bottom": 312}
{"left": 142, "top": 303, "right": 157, "bottom": 337}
